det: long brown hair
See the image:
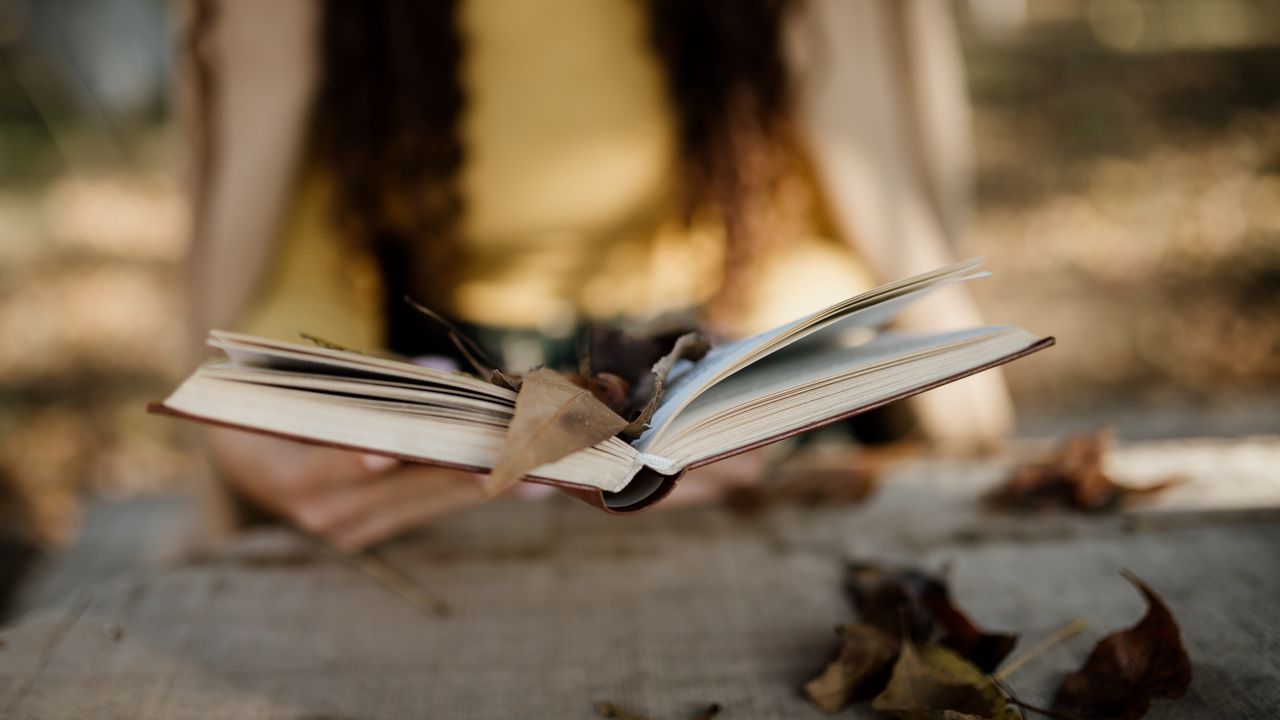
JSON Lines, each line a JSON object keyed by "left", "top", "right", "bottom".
{"left": 312, "top": 0, "right": 798, "bottom": 332}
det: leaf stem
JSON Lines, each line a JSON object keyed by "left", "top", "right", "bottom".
{"left": 1006, "top": 696, "right": 1088, "bottom": 720}
{"left": 994, "top": 618, "right": 1088, "bottom": 681}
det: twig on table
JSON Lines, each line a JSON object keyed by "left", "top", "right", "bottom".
{"left": 315, "top": 540, "right": 451, "bottom": 617}
{"left": 594, "top": 701, "right": 653, "bottom": 720}
{"left": 994, "top": 617, "right": 1088, "bottom": 682}
{"left": 1003, "top": 691, "right": 1087, "bottom": 720}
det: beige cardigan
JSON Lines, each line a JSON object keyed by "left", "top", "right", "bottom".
{"left": 177, "top": 0, "right": 1013, "bottom": 447}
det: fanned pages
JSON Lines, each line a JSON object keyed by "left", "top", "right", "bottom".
{"left": 154, "top": 260, "right": 1053, "bottom": 512}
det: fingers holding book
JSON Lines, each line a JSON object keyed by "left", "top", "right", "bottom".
{"left": 203, "top": 427, "right": 488, "bottom": 551}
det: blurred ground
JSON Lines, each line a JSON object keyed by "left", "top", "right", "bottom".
{"left": 1, "top": 0, "right": 1278, "bottom": 552}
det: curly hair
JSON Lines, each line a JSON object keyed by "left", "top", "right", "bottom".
{"left": 312, "top": 0, "right": 798, "bottom": 334}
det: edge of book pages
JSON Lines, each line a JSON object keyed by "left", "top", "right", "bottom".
{"left": 149, "top": 335, "right": 1053, "bottom": 514}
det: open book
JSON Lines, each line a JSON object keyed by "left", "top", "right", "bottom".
{"left": 154, "top": 260, "right": 1052, "bottom": 512}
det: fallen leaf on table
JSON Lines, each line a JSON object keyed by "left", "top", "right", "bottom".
{"left": 1051, "top": 573, "right": 1192, "bottom": 720}
{"left": 988, "top": 428, "right": 1182, "bottom": 512}
{"left": 487, "top": 368, "right": 627, "bottom": 495}
{"left": 725, "top": 444, "right": 890, "bottom": 515}
{"left": 804, "top": 622, "right": 900, "bottom": 713}
{"left": 846, "top": 564, "right": 936, "bottom": 641}
{"left": 920, "top": 578, "right": 1019, "bottom": 674}
{"left": 871, "top": 642, "right": 1019, "bottom": 720}
{"left": 724, "top": 467, "right": 877, "bottom": 515}
{"left": 845, "top": 564, "right": 1018, "bottom": 673}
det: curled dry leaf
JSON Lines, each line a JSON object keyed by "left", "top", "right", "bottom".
{"left": 489, "top": 369, "right": 522, "bottom": 392}
{"left": 622, "top": 332, "right": 711, "bottom": 438}
{"left": 871, "top": 642, "right": 1019, "bottom": 720}
{"left": 580, "top": 372, "right": 632, "bottom": 416}
{"left": 1051, "top": 573, "right": 1192, "bottom": 720}
{"left": 486, "top": 369, "right": 627, "bottom": 496}
{"left": 846, "top": 564, "right": 936, "bottom": 642}
{"left": 989, "top": 429, "right": 1182, "bottom": 512}
{"left": 584, "top": 326, "right": 674, "bottom": 388}
{"left": 803, "top": 622, "right": 900, "bottom": 713}
{"left": 920, "top": 579, "right": 1019, "bottom": 674}
{"left": 845, "top": 564, "right": 1018, "bottom": 673}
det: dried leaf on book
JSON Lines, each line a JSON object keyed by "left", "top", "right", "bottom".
{"left": 487, "top": 368, "right": 627, "bottom": 495}
{"left": 581, "top": 372, "right": 632, "bottom": 416}
{"left": 1051, "top": 573, "right": 1192, "bottom": 720}
{"left": 622, "top": 331, "right": 711, "bottom": 438}
{"left": 583, "top": 326, "right": 676, "bottom": 389}
{"left": 988, "top": 428, "right": 1182, "bottom": 512}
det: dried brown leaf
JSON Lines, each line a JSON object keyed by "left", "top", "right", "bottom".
{"left": 581, "top": 372, "right": 632, "bottom": 416}
{"left": 920, "top": 579, "right": 1019, "bottom": 674}
{"left": 725, "top": 467, "right": 877, "bottom": 515}
{"left": 846, "top": 564, "right": 937, "bottom": 641}
{"left": 872, "top": 642, "right": 1019, "bottom": 720}
{"left": 583, "top": 326, "right": 673, "bottom": 385}
{"left": 487, "top": 369, "right": 627, "bottom": 496}
{"left": 989, "top": 429, "right": 1182, "bottom": 512}
{"left": 845, "top": 564, "right": 1017, "bottom": 673}
{"left": 489, "top": 369, "right": 522, "bottom": 392}
{"left": 803, "top": 622, "right": 900, "bottom": 713}
{"left": 1051, "top": 573, "right": 1192, "bottom": 720}
{"left": 622, "top": 332, "right": 711, "bottom": 438}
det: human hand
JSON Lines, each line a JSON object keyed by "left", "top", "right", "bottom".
{"left": 203, "top": 427, "right": 487, "bottom": 551}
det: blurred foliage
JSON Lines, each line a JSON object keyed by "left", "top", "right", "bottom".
{"left": 1, "top": 0, "right": 1278, "bottom": 544}
{"left": 957, "top": 6, "right": 1280, "bottom": 412}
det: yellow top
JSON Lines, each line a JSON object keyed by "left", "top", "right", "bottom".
{"left": 240, "top": 0, "right": 872, "bottom": 348}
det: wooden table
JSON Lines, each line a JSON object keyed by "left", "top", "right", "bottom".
{"left": 2, "top": 437, "right": 1278, "bottom": 719}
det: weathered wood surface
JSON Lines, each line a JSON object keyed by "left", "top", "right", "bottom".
{"left": 1, "top": 436, "right": 1278, "bottom": 719}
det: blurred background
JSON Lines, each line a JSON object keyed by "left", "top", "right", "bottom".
{"left": 1, "top": 0, "right": 1278, "bottom": 610}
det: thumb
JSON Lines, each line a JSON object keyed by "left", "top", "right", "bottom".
{"left": 359, "top": 453, "right": 401, "bottom": 474}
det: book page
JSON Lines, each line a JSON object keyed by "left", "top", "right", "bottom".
{"left": 663, "top": 327, "right": 1008, "bottom": 438}
{"left": 163, "top": 371, "right": 637, "bottom": 491}
{"left": 633, "top": 259, "right": 987, "bottom": 454}
{"left": 648, "top": 326, "right": 1043, "bottom": 467}
{"left": 209, "top": 331, "right": 514, "bottom": 401}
